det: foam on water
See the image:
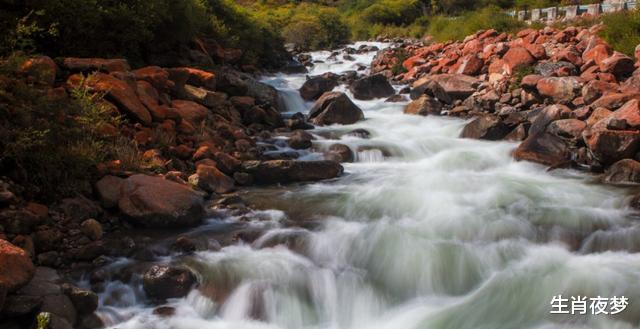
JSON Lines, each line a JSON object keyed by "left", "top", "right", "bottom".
{"left": 98, "top": 42, "right": 640, "bottom": 329}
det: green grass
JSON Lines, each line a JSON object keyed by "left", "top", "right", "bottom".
{"left": 600, "top": 9, "right": 640, "bottom": 57}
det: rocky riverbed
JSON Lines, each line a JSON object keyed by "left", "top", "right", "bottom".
{"left": 2, "top": 24, "right": 640, "bottom": 329}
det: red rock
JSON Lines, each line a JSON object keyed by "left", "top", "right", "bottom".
{"left": 0, "top": 239, "right": 35, "bottom": 292}
{"left": 599, "top": 52, "right": 635, "bottom": 79}
{"left": 188, "top": 164, "right": 235, "bottom": 194}
{"left": 517, "top": 28, "right": 537, "bottom": 38}
{"left": 536, "top": 77, "right": 582, "bottom": 103}
{"left": 603, "top": 159, "right": 640, "bottom": 185}
{"left": 24, "top": 202, "right": 48, "bottom": 219}
{"left": 455, "top": 54, "right": 484, "bottom": 76}
{"left": 502, "top": 47, "right": 535, "bottom": 72}
{"left": 308, "top": 92, "right": 364, "bottom": 126}
{"left": 68, "top": 73, "right": 152, "bottom": 125}
{"left": 403, "top": 55, "right": 426, "bottom": 71}
{"left": 581, "top": 80, "right": 618, "bottom": 105}
{"left": 20, "top": 56, "right": 58, "bottom": 85}
{"left": 133, "top": 66, "right": 173, "bottom": 91}
{"left": 582, "top": 44, "right": 612, "bottom": 66}
{"left": 404, "top": 95, "right": 442, "bottom": 116}
{"left": 587, "top": 107, "right": 613, "bottom": 126}
{"left": 521, "top": 74, "right": 543, "bottom": 90}
{"left": 583, "top": 127, "right": 640, "bottom": 165}
{"left": 136, "top": 81, "right": 170, "bottom": 122}
{"left": 119, "top": 174, "right": 205, "bottom": 228}
{"left": 554, "top": 46, "right": 583, "bottom": 67}
{"left": 547, "top": 119, "right": 587, "bottom": 138}
{"left": 63, "top": 58, "right": 130, "bottom": 73}
{"left": 607, "top": 99, "right": 640, "bottom": 129}
{"left": 591, "top": 93, "right": 640, "bottom": 110}
{"left": 488, "top": 59, "right": 509, "bottom": 75}
{"left": 171, "top": 100, "right": 208, "bottom": 125}
{"left": 529, "top": 104, "right": 572, "bottom": 136}
{"left": 524, "top": 43, "right": 546, "bottom": 60}
{"left": 170, "top": 67, "right": 216, "bottom": 91}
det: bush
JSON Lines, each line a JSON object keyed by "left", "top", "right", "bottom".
{"left": 600, "top": 9, "right": 640, "bottom": 57}
{"left": 428, "top": 6, "right": 524, "bottom": 42}
{"left": 0, "top": 58, "right": 138, "bottom": 201}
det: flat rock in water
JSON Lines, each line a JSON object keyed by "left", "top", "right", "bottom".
{"left": 241, "top": 160, "right": 344, "bottom": 184}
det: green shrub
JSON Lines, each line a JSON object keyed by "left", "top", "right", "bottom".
{"left": 600, "top": 9, "right": 640, "bottom": 57}
{"left": 428, "top": 6, "right": 524, "bottom": 42}
{"left": 0, "top": 60, "right": 138, "bottom": 201}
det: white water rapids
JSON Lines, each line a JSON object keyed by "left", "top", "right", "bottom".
{"left": 96, "top": 42, "right": 640, "bottom": 329}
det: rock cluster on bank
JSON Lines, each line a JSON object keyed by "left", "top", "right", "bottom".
{"left": 372, "top": 25, "right": 640, "bottom": 194}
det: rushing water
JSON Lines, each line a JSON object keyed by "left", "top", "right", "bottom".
{"left": 96, "top": 42, "right": 640, "bottom": 329}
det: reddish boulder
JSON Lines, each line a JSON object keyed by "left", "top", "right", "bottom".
{"left": 188, "top": 165, "right": 235, "bottom": 194}
{"left": 171, "top": 100, "right": 208, "bottom": 126}
{"left": 599, "top": 52, "right": 635, "bottom": 79}
{"left": 583, "top": 127, "right": 640, "bottom": 165}
{"left": 581, "top": 80, "right": 618, "bottom": 105}
{"left": 425, "top": 74, "right": 480, "bottom": 101}
{"left": 529, "top": 104, "right": 573, "bottom": 136}
{"left": 68, "top": 73, "right": 152, "bottom": 125}
{"left": 118, "top": 174, "right": 205, "bottom": 228}
{"left": 133, "top": 66, "right": 173, "bottom": 91}
{"left": 521, "top": 74, "right": 543, "bottom": 90}
{"left": 455, "top": 54, "right": 484, "bottom": 76}
{"left": 591, "top": 93, "right": 640, "bottom": 110}
{"left": 536, "top": 77, "right": 582, "bottom": 103}
{"left": 547, "top": 119, "right": 587, "bottom": 139}
{"left": 404, "top": 95, "right": 442, "bottom": 116}
{"left": 502, "top": 47, "right": 535, "bottom": 72}
{"left": 63, "top": 58, "right": 130, "bottom": 73}
{"left": 0, "top": 239, "right": 35, "bottom": 292}
{"left": 170, "top": 67, "right": 216, "bottom": 91}
{"left": 602, "top": 159, "right": 640, "bottom": 185}
{"left": 582, "top": 44, "right": 612, "bottom": 66}
{"left": 20, "top": 56, "right": 58, "bottom": 85}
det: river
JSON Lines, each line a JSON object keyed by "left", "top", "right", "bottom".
{"left": 94, "top": 42, "right": 640, "bottom": 329}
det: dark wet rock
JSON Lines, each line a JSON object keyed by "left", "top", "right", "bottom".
{"left": 349, "top": 74, "right": 395, "bottom": 100}
{"left": 118, "top": 174, "right": 205, "bottom": 228}
{"left": 347, "top": 128, "right": 371, "bottom": 139}
{"left": 325, "top": 144, "right": 354, "bottom": 163}
{"left": 153, "top": 306, "right": 177, "bottom": 317}
{"left": 529, "top": 104, "right": 573, "bottom": 136}
{"left": 299, "top": 73, "right": 339, "bottom": 101}
{"left": 285, "top": 112, "right": 313, "bottom": 130}
{"left": 513, "top": 132, "right": 572, "bottom": 167}
{"left": 0, "top": 294, "right": 42, "bottom": 317}
{"left": 547, "top": 119, "right": 586, "bottom": 139}
{"left": 143, "top": 265, "right": 197, "bottom": 300}
{"left": 602, "top": 159, "right": 640, "bottom": 185}
{"left": 62, "top": 284, "right": 99, "bottom": 315}
{"left": 288, "top": 130, "right": 314, "bottom": 149}
{"left": 308, "top": 92, "right": 364, "bottom": 126}
{"left": 460, "top": 115, "right": 514, "bottom": 141}
{"left": 412, "top": 74, "right": 480, "bottom": 103}
{"left": 241, "top": 160, "right": 343, "bottom": 184}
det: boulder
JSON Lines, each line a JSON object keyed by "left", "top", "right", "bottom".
{"left": 62, "top": 285, "right": 98, "bottom": 315}
{"left": 502, "top": 47, "right": 535, "bottom": 72}
{"left": 534, "top": 61, "right": 577, "bottom": 77}
{"left": 412, "top": 74, "right": 480, "bottom": 103}
{"left": 68, "top": 73, "right": 152, "bottom": 125}
{"left": 583, "top": 127, "right": 640, "bottom": 165}
{"left": 529, "top": 104, "right": 572, "bottom": 136}
{"left": 62, "top": 58, "right": 130, "bottom": 73}
{"left": 349, "top": 74, "right": 395, "bottom": 100}
{"left": 308, "top": 92, "right": 364, "bottom": 126}
{"left": 143, "top": 265, "right": 197, "bottom": 300}
{"left": 599, "top": 52, "right": 635, "bottom": 79}
{"left": 132, "top": 66, "right": 172, "bottom": 91}
{"left": 171, "top": 100, "right": 208, "bottom": 126}
{"left": 188, "top": 165, "right": 235, "bottom": 194}
{"left": 288, "top": 130, "right": 314, "bottom": 149}
{"left": 460, "top": 115, "right": 513, "bottom": 140}
{"left": 325, "top": 144, "right": 354, "bottom": 163}
{"left": 513, "top": 132, "right": 572, "bottom": 167}
{"left": 603, "top": 159, "right": 640, "bottom": 185}
{"left": 20, "top": 56, "right": 58, "bottom": 85}
{"left": 0, "top": 240, "right": 35, "bottom": 292}
{"left": 118, "top": 174, "right": 205, "bottom": 228}
{"left": 591, "top": 93, "right": 640, "bottom": 110}
{"left": 299, "top": 73, "right": 339, "bottom": 101}
{"left": 80, "top": 219, "right": 103, "bottom": 241}
{"left": 547, "top": 119, "right": 586, "bottom": 139}
{"left": 404, "top": 95, "right": 442, "bottom": 116}
{"left": 582, "top": 44, "right": 611, "bottom": 66}
{"left": 606, "top": 99, "right": 640, "bottom": 129}
{"left": 455, "top": 54, "right": 484, "bottom": 76}
{"left": 536, "top": 77, "right": 582, "bottom": 103}
{"left": 241, "top": 160, "right": 343, "bottom": 184}
{"left": 94, "top": 175, "right": 124, "bottom": 209}
{"left": 582, "top": 80, "right": 618, "bottom": 105}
